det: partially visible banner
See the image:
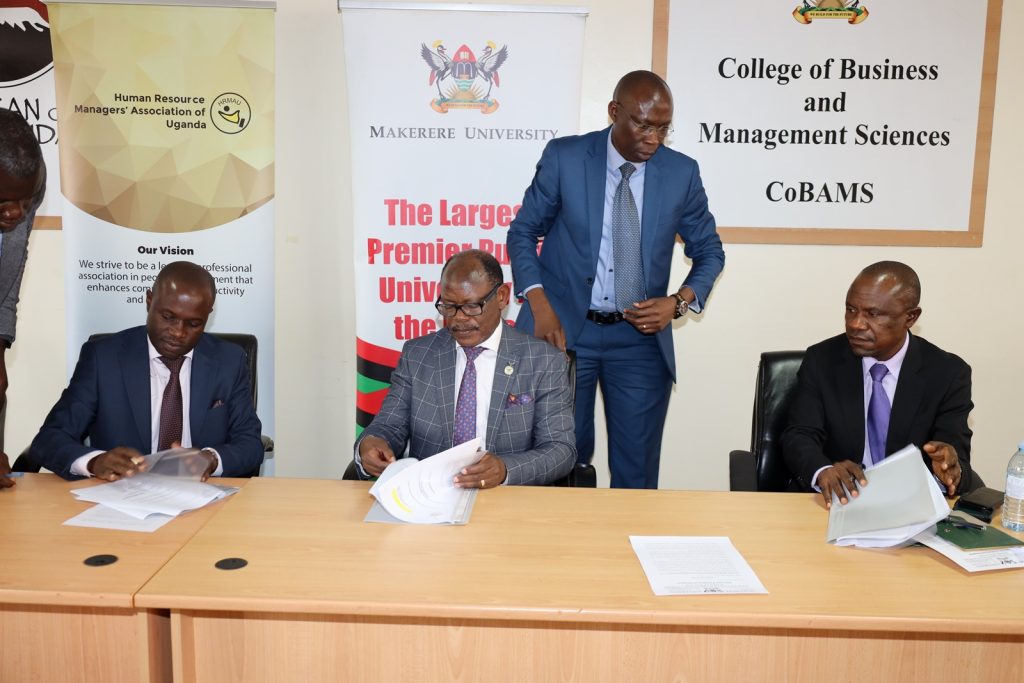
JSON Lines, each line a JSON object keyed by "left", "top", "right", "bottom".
{"left": 339, "top": 2, "right": 586, "bottom": 434}
{"left": 1, "top": 0, "right": 61, "bottom": 225}
{"left": 49, "top": 1, "right": 276, "bottom": 443}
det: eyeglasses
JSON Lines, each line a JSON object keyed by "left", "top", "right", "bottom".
{"left": 435, "top": 282, "right": 502, "bottom": 318}
{"left": 613, "top": 102, "right": 673, "bottom": 138}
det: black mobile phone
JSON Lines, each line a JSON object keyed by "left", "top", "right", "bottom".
{"left": 953, "top": 486, "right": 1005, "bottom": 522}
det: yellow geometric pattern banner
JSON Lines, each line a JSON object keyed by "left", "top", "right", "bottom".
{"left": 49, "top": 3, "right": 274, "bottom": 232}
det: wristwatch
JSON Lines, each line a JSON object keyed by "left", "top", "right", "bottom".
{"left": 672, "top": 292, "right": 689, "bottom": 319}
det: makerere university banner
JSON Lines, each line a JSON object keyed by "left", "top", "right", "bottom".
{"left": 48, "top": 0, "right": 277, "bottom": 449}
{"left": 338, "top": 2, "right": 586, "bottom": 435}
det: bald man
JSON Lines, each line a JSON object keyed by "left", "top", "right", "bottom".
{"left": 782, "top": 261, "right": 974, "bottom": 507}
{"left": 31, "top": 261, "right": 263, "bottom": 480}
{"left": 508, "top": 70, "right": 725, "bottom": 488}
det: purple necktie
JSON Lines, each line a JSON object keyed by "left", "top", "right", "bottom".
{"left": 158, "top": 356, "right": 185, "bottom": 451}
{"left": 453, "top": 346, "right": 485, "bottom": 446}
{"left": 867, "top": 363, "right": 891, "bottom": 465}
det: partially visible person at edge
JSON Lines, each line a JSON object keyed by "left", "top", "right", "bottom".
{"left": 0, "top": 109, "right": 46, "bottom": 489}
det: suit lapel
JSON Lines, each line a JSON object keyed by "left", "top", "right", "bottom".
{"left": 435, "top": 329, "right": 457, "bottom": 447}
{"left": 640, "top": 153, "right": 663, "bottom": 292}
{"left": 189, "top": 335, "right": 215, "bottom": 442}
{"left": 486, "top": 326, "right": 519, "bottom": 449}
{"left": 586, "top": 130, "right": 608, "bottom": 273}
{"left": 122, "top": 328, "right": 152, "bottom": 448}
{"left": 888, "top": 334, "right": 922, "bottom": 452}
{"left": 836, "top": 342, "right": 866, "bottom": 454}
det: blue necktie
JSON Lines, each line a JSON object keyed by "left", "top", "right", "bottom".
{"left": 453, "top": 346, "right": 484, "bottom": 446}
{"left": 867, "top": 363, "right": 891, "bottom": 465}
{"left": 613, "top": 162, "right": 646, "bottom": 312}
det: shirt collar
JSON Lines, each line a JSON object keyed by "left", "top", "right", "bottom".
{"left": 606, "top": 131, "right": 645, "bottom": 176}
{"left": 147, "top": 335, "right": 196, "bottom": 363}
{"left": 861, "top": 332, "right": 910, "bottom": 381}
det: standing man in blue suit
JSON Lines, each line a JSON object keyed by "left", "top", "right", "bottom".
{"left": 507, "top": 70, "right": 725, "bottom": 488}
{"left": 32, "top": 261, "right": 263, "bottom": 480}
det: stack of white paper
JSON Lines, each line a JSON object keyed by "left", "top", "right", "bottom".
{"left": 826, "top": 444, "right": 949, "bottom": 548}
{"left": 366, "top": 438, "right": 483, "bottom": 525}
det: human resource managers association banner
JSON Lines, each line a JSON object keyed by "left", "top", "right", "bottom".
{"left": 338, "top": 2, "right": 586, "bottom": 434}
{"left": 48, "top": 0, "right": 277, "bottom": 440}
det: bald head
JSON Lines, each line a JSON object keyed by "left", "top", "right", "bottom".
{"left": 613, "top": 70, "right": 672, "bottom": 104}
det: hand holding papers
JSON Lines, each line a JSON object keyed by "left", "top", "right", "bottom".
{"left": 826, "top": 444, "right": 950, "bottom": 548}
{"left": 65, "top": 448, "right": 237, "bottom": 532}
{"left": 366, "top": 438, "right": 483, "bottom": 524}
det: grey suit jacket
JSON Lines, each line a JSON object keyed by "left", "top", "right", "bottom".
{"left": 357, "top": 323, "right": 575, "bottom": 485}
{"left": 0, "top": 165, "right": 45, "bottom": 347}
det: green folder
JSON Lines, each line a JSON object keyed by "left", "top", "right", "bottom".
{"left": 936, "top": 519, "right": 1024, "bottom": 551}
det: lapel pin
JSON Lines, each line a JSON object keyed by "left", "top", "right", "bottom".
{"left": 504, "top": 363, "right": 514, "bottom": 376}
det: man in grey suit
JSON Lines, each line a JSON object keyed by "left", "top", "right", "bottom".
{"left": 356, "top": 250, "right": 575, "bottom": 487}
{"left": 1, "top": 109, "right": 45, "bottom": 488}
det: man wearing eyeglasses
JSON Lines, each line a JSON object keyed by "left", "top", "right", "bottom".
{"left": 507, "top": 70, "right": 725, "bottom": 489}
{"left": 355, "top": 250, "right": 575, "bottom": 487}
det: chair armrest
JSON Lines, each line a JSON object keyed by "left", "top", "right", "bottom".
{"left": 729, "top": 449, "right": 757, "bottom": 492}
{"left": 342, "top": 459, "right": 363, "bottom": 481}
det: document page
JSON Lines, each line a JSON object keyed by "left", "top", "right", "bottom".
{"left": 629, "top": 536, "right": 769, "bottom": 596}
{"left": 63, "top": 505, "right": 175, "bottom": 533}
{"left": 368, "top": 438, "right": 483, "bottom": 524}
{"left": 71, "top": 476, "right": 234, "bottom": 519}
{"left": 915, "top": 528, "right": 1024, "bottom": 572}
{"left": 827, "top": 444, "right": 949, "bottom": 547}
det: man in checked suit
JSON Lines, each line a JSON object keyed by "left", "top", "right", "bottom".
{"left": 782, "top": 261, "right": 974, "bottom": 508}
{"left": 32, "top": 261, "right": 263, "bottom": 481}
{"left": 507, "top": 70, "right": 725, "bottom": 488}
{"left": 356, "top": 250, "right": 575, "bottom": 488}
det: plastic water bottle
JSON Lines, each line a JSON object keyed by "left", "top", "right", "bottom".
{"left": 1003, "top": 442, "right": 1024, "bottom": 532}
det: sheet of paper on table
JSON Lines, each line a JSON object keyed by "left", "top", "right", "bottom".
{"left": 629, "top": 536, "right": 769, "bottom": 596}
{"left": 914, "top": 523, "right": 1024, "bottom": 572}
{"left": 365, "top": 438, "right": 482, "bottom": 525}
{"left": 827, "top": 444, "right": 949, "bottom": 548}
{"left": 63, "top": 504, "right": 175, "bottom": 533}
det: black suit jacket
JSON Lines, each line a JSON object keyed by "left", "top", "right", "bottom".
{"left": 782, "top": 333, "right": 973, "bottom": 493}
{"left": 32, "top": 326, "right": 263, "bottom": 479}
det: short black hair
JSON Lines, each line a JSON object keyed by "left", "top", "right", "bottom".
{"left": 0, "top": 109, "right": 43, "bottom": 180}
{"left": 152, "top": 261, "right": 217, "bottom": 304}
{"left": 858, "top": 260, "right": 921, "bottom": 308}
{"left": 440, "top": 249, "right": 504, "bottom": 287}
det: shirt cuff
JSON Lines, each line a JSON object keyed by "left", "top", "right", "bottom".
{"left": 203, "top": 448, "right": 224, "bottom": 477}
{"left": 71, "top": 450, "right": 106, "bottom": 477}
{"left": 810, "top": 464, "right": 831, "bottom": 492}
{"left": 519, "top": 283, "right": 543, "bottom": 299}
{"left": 353, "top": 443, "right": 369, "bottom": 478}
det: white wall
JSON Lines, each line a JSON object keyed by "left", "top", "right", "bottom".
{"left": 6, "top": 0, "right": 1022, "bottom": 490}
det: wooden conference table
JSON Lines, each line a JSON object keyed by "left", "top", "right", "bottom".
{"left": 0, "top": 474, "right": 243, "bottom": 683}
{"left": 133, "top": 478, "right": 1024, "bottom": 682}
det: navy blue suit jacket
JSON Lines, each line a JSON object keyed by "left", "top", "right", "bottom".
{"left": 507, "top": 128, "right": 725, "bottom": 379}
{"left": 32, "top": 326, "right": 263, "bottom": 479}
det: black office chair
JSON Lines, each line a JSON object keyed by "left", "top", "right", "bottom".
{"left": 13, "top": 332, "right": 271, "bottom": 477}
{"left": 343, "top": 350, "right": 595, "bottom": 487}
{"left": 729, "top": 351, "right": 805, "bottom": 492}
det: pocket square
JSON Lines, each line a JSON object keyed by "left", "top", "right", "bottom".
{"left": 507, "top": 393, "right": 534, "bottom": 406}
{"left": 210, "top": 399, "right": 225, "bottom": 409}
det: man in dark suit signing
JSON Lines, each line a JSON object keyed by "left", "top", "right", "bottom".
{"left": 782, "top": 261, "right": 973, "bottom": 508}
{"left": 507, "top": 70, "right": 725, "bottom": 489}
{"left": 356, "top": 250, "right": 575, "bottom": 487}
{"left": 32, "top": 261, "right": 263, "bottom": 480}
